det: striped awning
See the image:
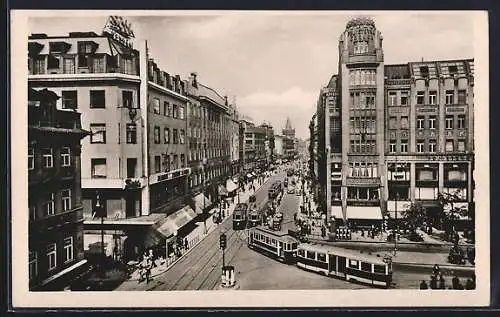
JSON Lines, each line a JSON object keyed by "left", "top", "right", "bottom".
{"left": 347, "top": 206, "right": 383, "bottom": 220}
{"left": 192, "top": 193, "right": 212, "bottom": 214}
{"left": 154, "top": 206, "right": 197, "bottom": 239}
{"left": 226, "top": 179, "right": 239, "bottom": 193}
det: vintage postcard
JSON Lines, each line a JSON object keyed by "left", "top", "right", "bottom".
{"left": 10, "top": 10, "right": 490, "bottom": 308}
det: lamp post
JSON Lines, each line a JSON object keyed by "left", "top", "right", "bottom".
{"left": 202, "top": 158, "right": 207, "bottom": 234}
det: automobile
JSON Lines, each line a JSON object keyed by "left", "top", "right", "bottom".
{"left": 296, "top": 189, "right": 301, "bottom": 196}
{"left": 287, "top": 187, "right": 295, "bottom": 194}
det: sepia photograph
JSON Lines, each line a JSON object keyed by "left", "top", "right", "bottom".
{"left": 10, "top": 10, "right": 489, "bottom": 307}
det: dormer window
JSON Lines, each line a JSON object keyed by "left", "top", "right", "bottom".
{"left": 448, "top": 65, "right": 458, "bottom": 75}
{"left": 47, "top": 55, "right": 60, "bottom": 69}
{"left": 49, "top": 41, "right": 70, "bottom": 54}
{"left": 420, "top": 66, "right": 429, "bottom": 78}
{"left": 77, "top": 41, "right": 97, "bottom": 54}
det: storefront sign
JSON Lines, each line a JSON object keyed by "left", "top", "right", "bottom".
{"left": 446, "top": 106, "right": 466, "bottom": 114}
{"left": 151, "top": 168, "right": 191, "bottom": 185}
{"left": 102, "top": 16, "right": 135, "bottom": 48}
{"left": 416, "top": 107, "right": 437, "bottom": 113}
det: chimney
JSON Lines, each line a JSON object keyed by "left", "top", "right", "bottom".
{"left": 190, "top": 72, "right": 198, "bottom": 88}
{"left": 224, "top": 96, "right": 228, "bottom": 106}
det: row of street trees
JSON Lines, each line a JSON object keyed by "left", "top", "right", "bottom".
{"left": 398, "top": 189, "right": 474, "bottom": 243}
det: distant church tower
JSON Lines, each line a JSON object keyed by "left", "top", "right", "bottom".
{"left": 282, "top": 117, "right": 295, "bottom": 138}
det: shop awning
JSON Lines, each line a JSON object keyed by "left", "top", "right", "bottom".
{"left": 331, "top": 206, "right": 344, "bottom": 219}
{"left": 226, "top": 179, "right": 239, "bottom": 193}
{"left": 218, "top": 184, "right": 229, "bottom": 196}
{"left": 192, "top": 193, "right": 212, "bottom": 214}
{"left": 154, "top": 206, "right": 197, "bottom": 239}
{"left": 347, "top": 206, "right": 383, "bottom": 220}
{"left": 387, "top": 211, "right": 404, "bottom": 219}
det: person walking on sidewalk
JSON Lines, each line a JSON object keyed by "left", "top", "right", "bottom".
{"left": 439, "top": 274, "right": 446, "bottom": 289}
{"left": 419, "top": 280, "right": 428, "bottom": 290}
{"left": 184, "top": 238, "right": 189, "bottom": 251}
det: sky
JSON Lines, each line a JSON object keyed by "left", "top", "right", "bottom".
{"left": 28, "top": 12, "right": 475, "bottom": 139}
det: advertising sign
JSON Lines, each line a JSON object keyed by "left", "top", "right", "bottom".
{"left": 103, "top": 16, "right": 135, "bottom": 48}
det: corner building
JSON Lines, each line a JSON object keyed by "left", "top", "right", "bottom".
{"left": 318, "top": 17, "right": 474, "bottom": 228}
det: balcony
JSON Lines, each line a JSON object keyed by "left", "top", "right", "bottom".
{"left": 30, "top": 207, "right": 83, "bottom": 236}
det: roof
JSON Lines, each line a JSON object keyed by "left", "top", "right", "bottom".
{"left": 384, "top": 64, "right": 411, "bottom": 80}
{"left": 197, "top": 83, "right": 227, "bottom": 108}
{"left": 346, "top": 17, "right": 376, "bottom": 29}
{"left": 299, "top": 242, "right": 387, "bottom": 265}
{"left": 285, "top": 117, "right": 293, "bottom": 130}
{"left": 251, "top": 226, "right": 298, "bottom": 243}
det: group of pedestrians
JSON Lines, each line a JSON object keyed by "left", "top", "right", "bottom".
{"left": 419, "top": 264, "right": 476, "bottom": 290}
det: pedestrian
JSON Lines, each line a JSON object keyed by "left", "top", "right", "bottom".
{"left": 184, "top": 238, "right": 189, "bottom": 250}
{"left": 465, "top": 278, "right": 475, "bottom": 290}
{"left": 432, "top": 264, "right": 441, "bottom": 277}
{"left": 452, "top": 275, "right": 460, "bottom": 290}
{"left": 419, "top": 280, "right": 428, "bottom": 290}
{"left": 439, "top": 274, "right": 446, "bottom": 289}
{"left": 430, "top": 275, "right": 438, "bottom": 290}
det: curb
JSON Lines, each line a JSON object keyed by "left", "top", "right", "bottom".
{"left": 393, "top": 261, "right": 475, "bottom": 273}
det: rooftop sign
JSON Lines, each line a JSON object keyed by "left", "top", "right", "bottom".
{"left": 102, "top": 16, "right": 135, "bottom": 48}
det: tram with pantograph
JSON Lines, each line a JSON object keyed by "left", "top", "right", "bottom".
{"left": 296, "top": 243, "right": 393, "bottom": 288}
{"left": 247, "top": 226, "right": 299, "bottom": 263}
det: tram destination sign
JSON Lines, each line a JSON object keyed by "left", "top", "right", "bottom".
{"left": 102, "top": 16, "right": 135, "bottom": 48}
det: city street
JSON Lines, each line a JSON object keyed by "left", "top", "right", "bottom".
{"left": 114, "top": 168, "right": 473, "bottom": 291}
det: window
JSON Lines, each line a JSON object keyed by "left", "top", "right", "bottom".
{"left": 389, "top": 117, "right": 397, "bottom": 129}
{"left": 153, "top": 126, "right": 161, "bottom": 144}
{"left": 63, "top": 237, "right": 74, "bottom": 263}
{"left": 374, "top": 265, "right": 386, "bottom": 274}
{"left": 400, "top": 116, "right": 409, "bottom": 129}
{"left": 173, "top": 104, "right": 179, "bottom": 118}
{"left": 33, "top": 56, "right": 46, "bottom": 74}
{"left": 29, "top": 250, "right": 38, "bottom": 281}
{"left": 92, "top": 56, "right": 105, "bottom": 73}
{"left": 417, "top": 91, "right": 425, "bottom": 105}
{"left": 61, "top": 189, "right": 71, "bottom": 211}
{"left": 90, "top": 90, "right": 105, "bottom": 108}
{"left": 446, "top": 140, "right": 454, "bottom": 152}
{"left": 154, "top": 155, "right": 161, "bottom": 173}
{"left": 179, "top": 106, "right": 185, "bottom": 119}
{"left": 400, "top": 140, "right": 408, "bottom": 153}
{"left": 28, "top": 146, "right": 34, "bottom": 170}
{"left": 173, "top": 155, "right": 178, "bottom": 169}
{"left": 458, "top": 140, "right": 466, "bottom": 152}
{"left": 44, "top": 192, "right": 55, "bottom": 215}
{"left": 63, "top": 58, "right": 75, "bottom": 74}
{"left": 41, "top": 148, "right": 53, "bottom": 168}
{"left": 173, "top": 129, "right": 179, "bottom": 144}
{"left": 62, "top": 91, "right": 77, "bottom": 109}
{"left": 126, "top": 124, "right": 137, "bottom": 144}
{"left": 78, "top": 54, "right": 89, "bottom": 68}
{"left": 61, "top": 147, "right": 71, "bottom": 167}
{"left": 349, "top": 259, "right": 359, "bottom": 269}
{"left": 164, "top": 155, "right": 170, "bottom": 172}
{"left": 448, "top": 65, "right": 458, "bottom": 75}
{"left": 47, "top": 55, "right": 59, "bottom": 69}
{"left": 389, "top": 141, "right": 396, "bottom": 153}
{"left": 317, "top": 253, "right": 326, "bottom": 262}
{"left": 417, "top": 116, "right": 425, "bottom": 129}
{"left": 123, "top": 91, "right": 133, "bottom": 108}
{"left": 47, "top": 243, "right": 57, "bottom": 271}
{"left": 91, "top": 158, "right": 107, "bottom": 178}
{"left": 388, "top": 92, "right": 397, "bottom": 106}
{"left": 445, "top": 116, "right": 454, "bottom": 129}
{"left": 400, "top": 91, "right": 409, "bottom": 105}
{"left": 153, "top": 98, "right": 160, "bottom": 114}
{"left": 127, "top": 158, "right": 137, "bottom": 178}
{"left": 429, "top": 116, "right": 436, "bottom": 129}
{"left": 420, "top": 66, "right": 429, "bottom": 78}
{"left": 180, "top": 154, "right": 185, "bottom": 168}
{"left": 164, "top": 128, "right": 170, "bottom": 144}
{"left": 180, "top": 130, "right": 185, "bottom": 144}
{"left": 361, "top": 262, "right": 372, "bottom": 272}
{"left": 429, "top": 91, "right": 437, "bottom": 105}
{"left": 306, "top": 251, "right": 316, "bottom": 260}
{"left": 429, "top": 140, "right": 437, "bottom": 153}
{"left": 417, "top": 141, "right": 425, "bottom": 153}
{"left": 90, "top": 124, "right": 106, "bottom": 143}
{"left": 458, "top": 115, "right": 466, "bottom": 129}
{"left": 458, "top": 90, "right": 467, "bottom": 104}
{"left": 354, "top": 41, "right": 369, "bottom": 54}
{"left": 445, "top": 90, "right": 454, "bottom": 105}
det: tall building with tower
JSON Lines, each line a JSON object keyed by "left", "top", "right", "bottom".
{"left": 282, "top": 117, "right": 297, "bottom": 159}
{"left": 314, "top": 17, "right": 475, "bottom": 228}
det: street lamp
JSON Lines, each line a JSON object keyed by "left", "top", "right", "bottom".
{"left": 201, "top": 158, "right": 208, "bottom": 234}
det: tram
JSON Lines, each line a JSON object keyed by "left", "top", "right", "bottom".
{"left": 296, "top": 243, "right": 393, "bottom": 288}
{"left": 232, "top": 203, "right": 249, "bottom": 230}
{"left": 248, "top": 206, "right": 262, "bottom": 227}
{"left": 247, "top": 226, "right": 299, "bottom": 263}
{"left": 268, "top": 181, "right": 282, "bottom": 199}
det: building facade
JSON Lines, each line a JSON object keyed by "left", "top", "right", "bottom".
{"left": 274, "top": 134, "right": 284, "bottom": 159}
{"left": 239, "top": 120, "right": 267, "bottom": 171}
{"left": 228, "top": 104, "right": 241, "bottom": 176}
{"left": 259, "top": 122, "right": 275, "bottom": 166}
{"left": 315, "top": 17, "right": 475, "bottom": 228}
{"left": 28, "top": 87, "right": 89, "bottom": 290}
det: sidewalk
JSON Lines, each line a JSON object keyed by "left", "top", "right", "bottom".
{"left": 115, "top": 175, "right": 271, "bottom": 291}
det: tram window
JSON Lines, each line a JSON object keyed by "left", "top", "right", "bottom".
{"left": 374, "top": 265, "right": 386, "bottom": 274}
{"left": 317, "top": 253, "right": 326, "bottom": 262}
{"left": 361, "top": 262, "right": 372, "bottom": 272}
{"left": 292, "top": 243, "right": 297, "bottom": 249}
{"left": 265, "top": 237, "right": 270, "bottom": 244}
{"left": 306, "top": 251, "right": 316, "bottom": 260}
{"left": 348, "top": 259, "right": 359, "bottom": 269}
{"left": 298, "top": 249, "right": 305, "bottom": 257}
